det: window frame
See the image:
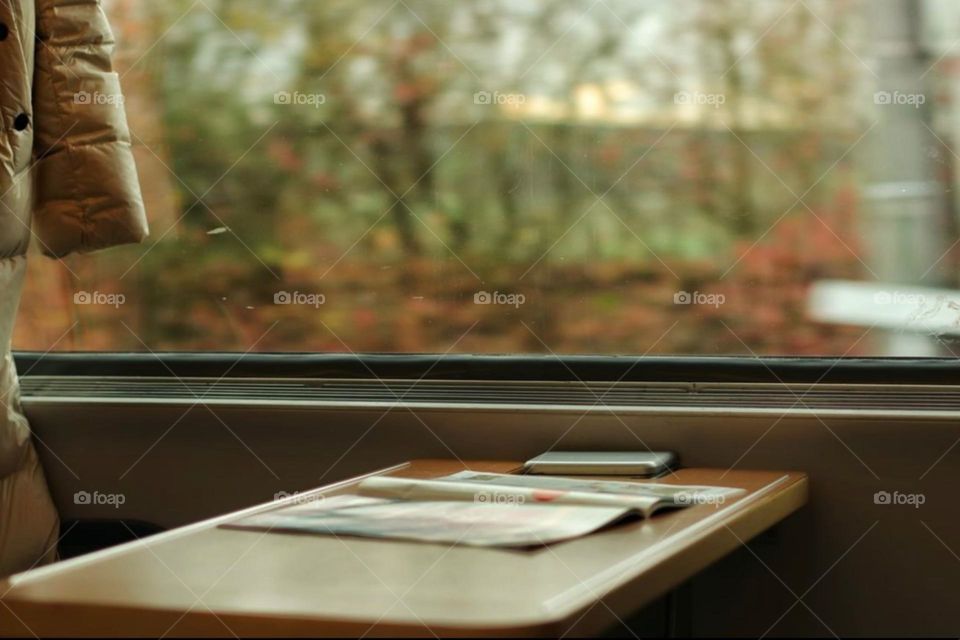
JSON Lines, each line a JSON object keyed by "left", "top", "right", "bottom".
{"left": 14, "top": 352, "right": 960, "bottom": 385}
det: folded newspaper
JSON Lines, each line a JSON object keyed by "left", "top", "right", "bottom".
{"left": 224, "top": 471, "right": 744, "bottom": 548}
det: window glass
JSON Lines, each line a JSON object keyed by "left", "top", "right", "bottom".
{"left": 13, "top": 0, "right": 960, "bottom": 356}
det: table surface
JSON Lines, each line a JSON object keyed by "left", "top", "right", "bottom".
{"left": 0, "top": 460, "right": 808, "bottom": 637}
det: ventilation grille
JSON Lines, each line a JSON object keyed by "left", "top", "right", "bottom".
{"left": 16, "top": 376, "right": 960, "bottom": 414}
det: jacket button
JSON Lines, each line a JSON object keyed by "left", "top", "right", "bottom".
{"left": 13, "top": 113, "right": 30, "bottom": 131}
{"left": 0, "top": 24, "right": 8, "bottom": 41}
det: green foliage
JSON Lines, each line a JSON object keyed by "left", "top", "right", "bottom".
{"left": 14, "top": 0, "right": 876, "bottom": 355}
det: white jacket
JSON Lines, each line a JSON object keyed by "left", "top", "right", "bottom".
{"left": 0, "top": 0, "right": 148, "bottom": 576}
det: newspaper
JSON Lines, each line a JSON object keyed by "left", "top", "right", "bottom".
{"left": 357, "top": 476, "right": 663, "bottom": 516}
{"left": 224, "top": 494, "right": 634, "bottom": 547}
{"left": 436, "top": 471, "right": 745, "bottom": 506}
{"left": 224, "top": 472, "right": 745, "bottom": 548}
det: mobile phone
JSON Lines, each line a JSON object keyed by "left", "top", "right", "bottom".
{"left": 522, "top": 451, "right": 677, "bottom": 476}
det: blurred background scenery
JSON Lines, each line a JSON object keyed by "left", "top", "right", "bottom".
{"left": 14, "top": 0, "right": 960, "bottom": 356}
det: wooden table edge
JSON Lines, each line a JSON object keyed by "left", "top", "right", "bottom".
{"left": 0, "top": 463, "right": 809, "bottom": 638}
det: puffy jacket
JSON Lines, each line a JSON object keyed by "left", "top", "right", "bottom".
{"left": 0, "top": 0, "right": 148, "bottom": 576}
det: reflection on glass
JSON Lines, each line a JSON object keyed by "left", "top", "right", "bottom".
{"left": 14, "top": 0, "right": 960, "bottom": 356}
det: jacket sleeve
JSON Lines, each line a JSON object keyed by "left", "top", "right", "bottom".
{"left": 31, "top": 0, "right": 148, "bottom": 258}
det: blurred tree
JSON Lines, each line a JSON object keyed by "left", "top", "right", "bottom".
{"left": 15, "top": 0, "right": 879, "bottom": 357}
